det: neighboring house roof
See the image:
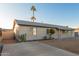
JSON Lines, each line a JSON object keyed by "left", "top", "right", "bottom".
{"left": 14, "top": 19, "right": 74, "bottom": 31}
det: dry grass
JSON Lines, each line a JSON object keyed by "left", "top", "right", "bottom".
{"left": 37, "top": 39, "right": 79, "bottom": 54}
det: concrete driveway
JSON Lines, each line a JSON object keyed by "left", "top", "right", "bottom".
{"left": 1, "top": 42, "right": 77, "bottom": 56}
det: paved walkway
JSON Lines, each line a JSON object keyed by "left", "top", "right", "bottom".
{"left": 1, "top": 42, "right": 78, "bottom": 56}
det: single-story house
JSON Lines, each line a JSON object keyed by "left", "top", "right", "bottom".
{"left": 13, "top": 19, "right": 74, "bottom": 41}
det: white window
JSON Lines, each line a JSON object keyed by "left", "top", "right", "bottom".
{"left": 33, "top": 27, "right": 37, "bottom": 35}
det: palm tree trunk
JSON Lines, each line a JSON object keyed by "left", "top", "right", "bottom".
{"left": 33, "top": 11, "right": 34, "bottom": 16}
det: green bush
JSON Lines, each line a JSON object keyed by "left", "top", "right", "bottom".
{"left": 19, "top": 34, "right": 26, "bottom": 42}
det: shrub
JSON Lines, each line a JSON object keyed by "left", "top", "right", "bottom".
{"left": 19, "top": 34, "right": 26, "bottom": 42}
{"left": 47, "top": 28, "right": 55, "bottom": 39}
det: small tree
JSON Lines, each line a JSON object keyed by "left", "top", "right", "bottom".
{"left": 47, "top": 29, "right": 55, "bottom": 39}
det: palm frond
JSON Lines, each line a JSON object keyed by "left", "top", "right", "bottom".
{"left": 31, "top": 5, "right": 36, "bottom": 11}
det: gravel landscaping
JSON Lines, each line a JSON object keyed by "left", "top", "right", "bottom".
{"left": 37, "top": 39, "right": 79, "bottom": 54}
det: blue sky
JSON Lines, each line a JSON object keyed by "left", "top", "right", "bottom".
{"left": 0, "top": 3, "right": 79, "bottom": 29}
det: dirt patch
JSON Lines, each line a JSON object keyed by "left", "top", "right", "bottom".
{"left": 37, "top": 39, "right": 79, "bottom": 54}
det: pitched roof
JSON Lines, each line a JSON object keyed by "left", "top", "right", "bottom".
{"left": 14, "top": 19, "right": 74, "bottom": 31}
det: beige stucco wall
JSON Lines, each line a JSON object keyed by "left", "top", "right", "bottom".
{"left": 14, "top": 24, "right": 19, "bottom": 34}
{"left": 59, "top": 30, "right": 74, "bottom": 39}
{"left": 14, "top": 24, "right": 32, "bottom": 39}
{"left": 15, "top": 25, "right": 48, "bottom": 40}
{"left": 36, "top": 27, "right": 47, "bottom": 39}
{"left": 51, "top": 29, "right": 74, "bottom": 39}
{"left": 18, "top": 26, "right": 33, "bottom": 40}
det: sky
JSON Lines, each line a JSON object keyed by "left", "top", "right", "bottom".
{"left": 0, "top": 3, "right": 79, "bottom": 29}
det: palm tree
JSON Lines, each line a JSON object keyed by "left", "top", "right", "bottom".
{"left": 31, "top": 5, "right": 36, "bottom": 22}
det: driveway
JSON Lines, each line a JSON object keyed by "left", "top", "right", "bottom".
{"left": 1, "top": 42, "right": 77, "bottom": 56}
